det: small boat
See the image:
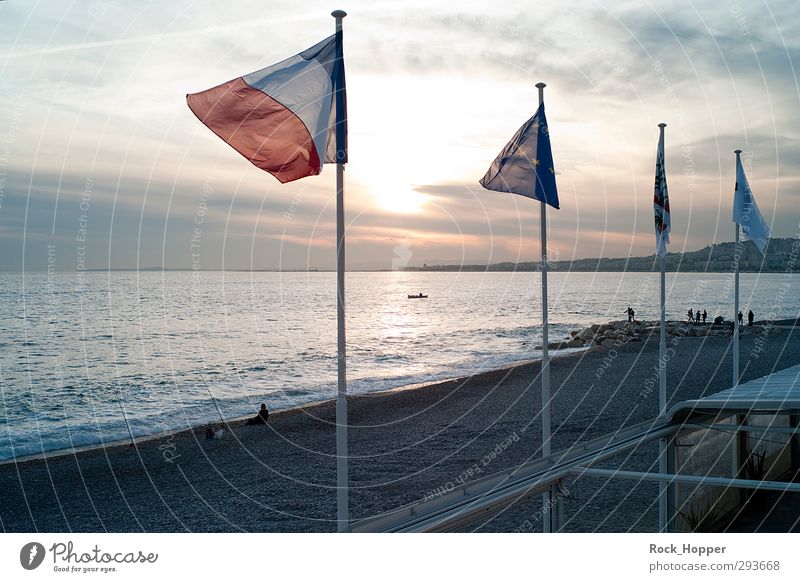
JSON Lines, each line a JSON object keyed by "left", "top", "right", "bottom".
{"left": 407, "top": 293, "right": 428, "bottom": 299}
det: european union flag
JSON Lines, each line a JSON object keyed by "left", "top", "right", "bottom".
{"left": 480, "top": 104, "right": 559, "bottom": 209}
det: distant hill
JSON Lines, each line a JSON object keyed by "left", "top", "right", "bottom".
{"left": 405, "top": 237, "right": 799, "bottom": 273}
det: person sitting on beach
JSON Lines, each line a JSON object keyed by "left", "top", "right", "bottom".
{"left": 687, "top": 308, "right": 693, "bottom": 323}
{"left": 246, "top": 403, "right": 270, "bottom": 426}
{"left": 702, "top": 310, "right": 707, "bottom": 324}
{"left": 206, "top": 425, "right": 225, "bottom": 439}
{"left": 713, "top": 315, "right": 724, "bottom": 325}
{"left": 748, "top": 310, "right": 754, "bottom": 326}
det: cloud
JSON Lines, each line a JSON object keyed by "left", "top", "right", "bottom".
{"left": 1, "top": 0, "right": 798, "bottom": 270}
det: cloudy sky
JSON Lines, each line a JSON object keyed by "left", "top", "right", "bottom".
{"left": 1, "top": 0, "right": 798, "bottom": 271}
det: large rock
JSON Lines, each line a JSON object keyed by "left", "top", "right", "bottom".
{"left": 566, "top": 338, "right": 583, "bottom": 349}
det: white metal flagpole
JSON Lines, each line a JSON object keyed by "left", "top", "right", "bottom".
{"left": 536, "top": 81, "right": 554, "bottom": 533}
{"left": 733, "top": 149, "right": 741, "bottom": 389}
{"left": 332, "top": 9, "right": 348, "bottom": 533}
{"left": 657, "top": 122, "right": 668, "bottom": 532}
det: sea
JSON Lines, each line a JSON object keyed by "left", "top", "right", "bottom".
{"left": 1, "top": 270, "right": 798, "bottom": 461}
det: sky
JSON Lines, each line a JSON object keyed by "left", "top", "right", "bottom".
{"left": 0, "top": 0, "right": 798, "bottom": 271}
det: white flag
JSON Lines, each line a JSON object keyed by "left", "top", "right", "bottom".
{"left": 733, "top": 156, "right": 770, "bottom": 255}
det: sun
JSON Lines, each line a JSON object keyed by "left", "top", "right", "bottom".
{"left": 372, "top": 186, "right": 428, "bottom": 214}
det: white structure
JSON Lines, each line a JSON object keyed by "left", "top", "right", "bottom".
{"left": 351, "top": 364, "right": 800, "bottom": 532}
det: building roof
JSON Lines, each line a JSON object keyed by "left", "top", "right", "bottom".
{"left": 668, "top": 364, "right": 800, "bottom": 422}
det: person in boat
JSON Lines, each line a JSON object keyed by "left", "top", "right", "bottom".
{"left": 246, "top": 403, "right": 270, "bottom": 426}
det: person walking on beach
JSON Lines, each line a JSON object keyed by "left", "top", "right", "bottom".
{"left": 702, "top": 310, "right": 707, "bottom": 324}
{"left": 687, "top": 308, "right": 694, "bottom": 324}
{"left": 246, "top": 403, "right": 270, "bottom": 426}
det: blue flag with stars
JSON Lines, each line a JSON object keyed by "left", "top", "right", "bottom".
{"left": 480, "top": 104, "right": 559, "bottom": 209}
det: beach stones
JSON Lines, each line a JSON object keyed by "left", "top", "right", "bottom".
{"left": 563, "top": 317, "right": 757, "bottom": 352}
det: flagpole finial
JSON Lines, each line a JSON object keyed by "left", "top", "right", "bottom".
{"left": 331, "top": 10, "right": 347, "bottom": 18}
{"left": 535, "top": 82, "right": 546, "bottom": 106}
{"left": 658, "top": 123, "right": 667, "bottom": 128}
{"left": 734, "top": 149, "right": 742, "bottom": 155}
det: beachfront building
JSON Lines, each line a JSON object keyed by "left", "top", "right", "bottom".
{"left": 352, "top": 364, "right": 800, "bottom": 532}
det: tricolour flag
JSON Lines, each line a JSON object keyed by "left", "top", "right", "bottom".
{"left": 653, "top": 128, "right": 671, "bottom": 256}
{"left": 187, "top": 33, "right": 347, "bottom": 184}
{"left": 480, "top": 104, "right": 559, "bottom": 209}
{"left": 733, "top": 155, "right": 770, "bottom": 255}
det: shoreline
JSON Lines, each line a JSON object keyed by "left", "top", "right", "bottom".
{"left": 2, "top": 323, "right": 799, "bottom": 531}
{"left": 4, "top": 317, "right": 790, "bottom": 468}
{"left": 1, "top": 347, "right": 588, "bottom": 468}
{"left": 6, "top": 317, "right": 792, "bottom": 467}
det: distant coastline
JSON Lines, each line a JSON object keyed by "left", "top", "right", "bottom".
{"left": 12, "top": 236, "right": 798, "bottom": 273}
{"left": 405, "top": 237, "right": 798, "bottom": 274}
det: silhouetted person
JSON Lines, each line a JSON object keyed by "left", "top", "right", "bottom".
{"left": 246, "top": 403, "right": 270, "bottom": 426}
{"left": 738, "top": 311, "right": 743, "bottom": 325}
{"left": 748, "top": 310, "right": 754, "bottom": 326}
{"left": 206, "top": 426, "right": 214, "bottom": 440}
{"left": 695, "top": 309, "right": 701, "bottom": 325}
{"left": 702, "top": 310, "right": 707, "bottom": 324}
{"left": 687, "top": 308, "right": 693, "bottom": 324}
{"left": 630, "top": 307, "right": 635, "bottom": 323}
{"left": 714, "top": 315, "right": 724, "bottom": 325}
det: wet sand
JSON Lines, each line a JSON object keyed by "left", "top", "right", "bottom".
{"left": 2, "top": 323, "right": 798, "bottom": 532}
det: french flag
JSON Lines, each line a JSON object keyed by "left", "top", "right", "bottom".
{"left": 187, "top": 33, "right": 347, "bottom": 183}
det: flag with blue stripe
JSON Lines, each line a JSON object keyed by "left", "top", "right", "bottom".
{"left": 653, "top": 128, "right": 671, "bottom": 257}
{"left": 480, "top": 104, "right": 559, "bottom": 209}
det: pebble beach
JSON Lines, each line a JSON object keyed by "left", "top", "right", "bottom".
{"left": 2, "top": 320, "right": 798, "bottom": 533}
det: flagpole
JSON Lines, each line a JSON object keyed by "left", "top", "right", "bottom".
{"left": 332, "top": 8, "right": 349, "bottom": 533}
{"left": 733, "top": 149, "right": 741, "bottom": 389}
{"left": 657, "top": 122, "right": 668, "bottom": 532}
{"left": 535, "top": 81, "right": 555, "bottom": 533}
